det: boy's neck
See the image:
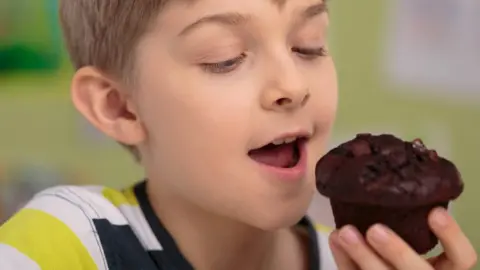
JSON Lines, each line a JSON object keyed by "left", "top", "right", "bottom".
{"left": 146, "top": 181, "right": 309, "bottom": 270}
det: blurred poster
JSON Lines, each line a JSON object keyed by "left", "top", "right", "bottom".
{"left": 0, "top": 0, "right": 61, "bottom": 72}
{"left": 384, "top": 0, "right": 480, "bottom": 96}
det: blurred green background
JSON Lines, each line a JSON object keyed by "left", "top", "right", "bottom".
{"left": 0, "top": 0, "right": 479, "bottom": 261}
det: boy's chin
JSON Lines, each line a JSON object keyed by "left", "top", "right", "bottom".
{"left": 252, "top": 213, "right": 306, "bottom": 232}
{"left": 235, "top": 204, "right": 310, "bottom": 232}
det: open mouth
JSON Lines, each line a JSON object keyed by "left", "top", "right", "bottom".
{"left": 248, "top": 137, "right": 306, "bottom": 168}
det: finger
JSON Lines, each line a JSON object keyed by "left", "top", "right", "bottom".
{"left": 366, "top": 224, "right": 432, "bottom": 269}
{"left": 329, "top": 231, "right": 359, "bottom": 270}
{"left": 427, "top": 253, "right": 445, "bottom": 265}
{"left": 428, "top": 208, "right": 477, "bottom": 270}
{"left": 428, "top": 253, "right": 453, "bottom": 269}
{"left": 337, "top": 225, "right": 390, "bottom": 270}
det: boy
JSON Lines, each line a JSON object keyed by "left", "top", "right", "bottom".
{"left": 0, "top": 0, "right": 477, "bottom": 269}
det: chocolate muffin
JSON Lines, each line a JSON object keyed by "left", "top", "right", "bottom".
{"left": 315, "top": 133, "right": 464, "bottom": 254}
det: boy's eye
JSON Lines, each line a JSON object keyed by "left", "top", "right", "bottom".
{"left": 200, "top": 53, "right": 247, "bottom": 74}
{"left": 292, "top": 47, "right": 328, "bottom": 60}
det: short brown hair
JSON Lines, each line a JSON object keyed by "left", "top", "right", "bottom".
{"left": 59, "top": 0, "right": 171, "bottom": 161}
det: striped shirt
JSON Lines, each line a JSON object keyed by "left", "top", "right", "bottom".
{"left": 0, "top": 181, "right": 337, "bottom": 269}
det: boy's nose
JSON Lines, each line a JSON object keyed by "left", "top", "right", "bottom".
{"left": 261, "top": 86, "right": 310, "bottom": 112}
{"left": 260, "top": 64, "right": 310, "bottom": 112}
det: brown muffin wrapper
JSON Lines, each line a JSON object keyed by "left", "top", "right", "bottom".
{"left": 330, "top": 200, "right": 449, "bottom": 254}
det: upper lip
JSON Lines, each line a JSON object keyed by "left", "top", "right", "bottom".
{"left": 250, "top": 129, "right": 313, "bottom": 150}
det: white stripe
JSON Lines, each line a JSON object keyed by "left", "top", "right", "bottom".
{"left": 0, "top": 244, "right": 41, "bottom": 270}
{"left": 82, "top": 185, "right": 107, "bottom": 194}
{"left": 317, "top": 231, "right": 338, "bottom": 270}
{"left": 82, "top": 186, "right": 162, "bottom": 250}
{"left": 66, "top": 186, "right": 129, "bottom": 226}
{"left": 26, "top": 186, "right": 108, "bottom": 270}
{"left": 63, "top": 187, "right": 162, "bottom": 250}
{"left": 118, "top": 205, "right": 163, "bottom": 250}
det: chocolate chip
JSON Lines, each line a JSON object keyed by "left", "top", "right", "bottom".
{"left": 388, "top": 151, "right": 407, "bottom": 167}
{"left": 429, "top": 150, "right": 438, "bottom": 161}
{"left": 412, "top": 138, "right": 427, "bottom": 152}
{"left": 351, "top": 140, "right": 371, "bottom": 156}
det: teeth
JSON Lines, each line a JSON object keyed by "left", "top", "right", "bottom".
{"left": 272, "top": 136, "right": 298, "bottom": 145}
{"left": 284, "top": 137, "right": 296, "bottom": 143}
{"left": 272, "top": 139, "right": 284, "bottom": 145}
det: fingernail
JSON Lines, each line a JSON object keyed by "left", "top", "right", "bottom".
{"left": 433, "top": 208, "right": 449, "bottom": 228}
{"left": 339, "top": 226, "right": 359, "bottom": 245}
{"left": 370, "top": 224, "right": 390, "bottom": 244}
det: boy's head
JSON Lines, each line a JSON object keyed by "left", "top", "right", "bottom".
{"left": 61, "top": 0, "right": 338, "bottom": 230}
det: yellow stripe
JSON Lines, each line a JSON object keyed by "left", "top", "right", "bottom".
{"left": 102, "top": 187, "right": 138, "bottom": 207}
{"left": 0, "top": 209, "right": 97, "bottom": 270}
{"left": 315, "top": 223, "right": 333, "bottom": 233}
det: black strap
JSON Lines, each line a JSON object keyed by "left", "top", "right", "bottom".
{"left": 135, "top": 181, "right": 194, "bottom": 270}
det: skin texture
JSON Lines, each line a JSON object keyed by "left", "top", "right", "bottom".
{"left": 69, "top": 0, "right": 476, "bottom": 269}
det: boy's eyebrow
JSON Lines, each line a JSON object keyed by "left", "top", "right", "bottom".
{"left": 178, "top": 12, "right": 250, "bottom": 37}
{"left": 301, "top": 2, "right": 328, "bottom": 20}
{"left": 178, "top": 1, "right": 327, "bottom": 37}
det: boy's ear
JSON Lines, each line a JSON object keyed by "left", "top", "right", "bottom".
{"left": 70, "top": 67, "right": 146, "bottom": 145}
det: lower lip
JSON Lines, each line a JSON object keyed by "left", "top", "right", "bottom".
{"left": 253, "top": 140, "right": 308, "bottom": 182}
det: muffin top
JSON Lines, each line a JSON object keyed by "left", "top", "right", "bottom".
{"left": 315, "top": 134, "right": 464, "bottom": 207}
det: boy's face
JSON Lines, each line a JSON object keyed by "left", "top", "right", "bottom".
{"left": 136, "top": 0, "right": 337, "bottom": 229}
{"left": 78, "top": 0, "right": 337, "bottom": 230}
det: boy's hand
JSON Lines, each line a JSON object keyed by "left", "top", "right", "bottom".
{"left": 328, "top": 208, "right": 477, "bottom": 270}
